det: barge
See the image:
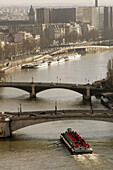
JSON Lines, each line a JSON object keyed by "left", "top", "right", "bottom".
{"left": 60, "top": 128, "right": 93, "bottom": 154}
{"left": 101, "top": 96, "right": 113, "bottom": 109}
{"left": 21, "top": 64, "right": 37, "bottom": 69}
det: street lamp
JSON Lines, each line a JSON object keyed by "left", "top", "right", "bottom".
{"left": 85, "top": 78, "right": 87, "bottom": 84}
{"left": 55, "top": 101, "right": 57, "bottom": 115}
{"left": 111, "top": 57, "right": 113, "bottom": 85}
{"left": 10, "top": 76, "right": 12, "bottom": 83}
{"left": 20, "top": 103, "right": 22, "bottom": 113}
{"left": 32, "top": 76, "right": 34, "bottom": 83}
{"left": 56, "top": 76, "right": 58, "bottom": 84}
{"left": 18, "top": 108, "right": 20, "bottom": 117}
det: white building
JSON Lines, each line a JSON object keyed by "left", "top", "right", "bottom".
{"left": 14, "top": 32, "right": 25, "bottom": 43}
{"left": 14, "top": 32, "right": 33, "bottom": 43}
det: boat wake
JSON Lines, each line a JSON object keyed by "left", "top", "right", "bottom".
{"left": 72, "top": 153, "right": 103, "bottom": 169}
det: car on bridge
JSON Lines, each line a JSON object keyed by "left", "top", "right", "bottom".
{"left": 29, "top": 113, "right": 37, "bottom": 117}
{"left": 40, "top": 112, "right": 47, "bottom": 115}
{"left": 50, "top": 82, "right": 56, "bottom": 86}
{"left": 57, "top": 112, "right": 64, "bottom": 115}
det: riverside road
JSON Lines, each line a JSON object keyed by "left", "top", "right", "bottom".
{"left": 0, "top": 109, "right": 113, "bottom": 138}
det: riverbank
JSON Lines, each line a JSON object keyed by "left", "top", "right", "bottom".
{"left": 0, "top": 44, "right": 113, "bottom": 75}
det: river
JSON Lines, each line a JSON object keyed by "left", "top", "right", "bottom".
{"left": 0, "top": 50, "right": 113, "bottom": 169}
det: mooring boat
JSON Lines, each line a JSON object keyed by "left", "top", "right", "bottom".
{"left": 60, "top": 128, "right": 93, "bottom": 154}
{"left": 48, "top": 60, "right": 58, "bottom": 66}
{"left": 69, "top": 53, "right": 81, "bottom": 60}
{"left": 57, "top": 58, "right": 65, "bottom": 63}
{"left": 37, "top": 61, "right": 48, "bottom": 68}
{"left": 21, "top": 64, "right": 37, "bottom": 69}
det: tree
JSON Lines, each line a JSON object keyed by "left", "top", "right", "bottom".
{"left": 3, "top": 43, "right": 11, "bottom": 59}
{"left": 65, "top": 31, "right": 79, "bottom": 43}
{"left": 106, "top": 59, "right": 113, "bottom": 85}
{"left": 102, "top": 28, "right": 113, "bottom": 40}
{"left": 40, "top": 37, "right": 50, "bottom": 49}
{"left": 88, "top": 29, "right": 98, "bottom": 41}
{"left": 0, "top": 42, "right": 3, "bottom": 61}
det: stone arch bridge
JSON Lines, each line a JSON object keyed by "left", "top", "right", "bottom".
{"left": 0, "top": 81, "right": 111, "bottom": 100}
{"left": 0, "top": 112, "right": 113, "bottom": 138}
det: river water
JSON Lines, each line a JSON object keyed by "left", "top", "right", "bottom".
{"left": 0, "top": 51, "right": 113, "bottom": 169}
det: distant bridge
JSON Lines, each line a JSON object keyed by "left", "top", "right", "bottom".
{"left": 50, "top": 45, "right": 110, "bottom": 56}
{"left": 0, "top": 81, "right": 112, "bottom": 100}
{"left": 0, "top": 111, "right": 113, "bottom": 138}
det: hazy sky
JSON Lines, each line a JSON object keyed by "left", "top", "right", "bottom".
{"left": 0, "top": 0, "right": 113, "bottom": 7}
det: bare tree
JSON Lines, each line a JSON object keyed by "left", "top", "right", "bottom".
{"left": 40, "top": 37, "right": 50, "bottom": 49}
{"left": 102, "top": 28, "right": 113, "bottom": 40}
{"left": 106, "top": 59, "right": 113, "bottom": 85}
{"left": 65, "top": 31, "right": 79, "bottom": 43}
{"left": 0, "top": 42, "right": 3, "bottom": 61}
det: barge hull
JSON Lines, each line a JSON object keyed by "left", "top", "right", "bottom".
{"left": 60, "top": 134, "right": 93, "bottom": 155}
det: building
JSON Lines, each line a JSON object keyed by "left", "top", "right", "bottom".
{"left": 65, "top": 22, "right": 81, "bottom": 35}
{"left": 14, "top": 32, "right": 25, "bottom": 43}
{"left": 50, "top": 8, "right": 76, "bottom": 23}
{"left": 36, "top": 8, "right": 50, "bottom": 25}
{"left": 104, "top": 7, "right": 113, "bottom": 29}
{"left": 91, "top": 6, "right": 113, "bottom": 32}
{"left": 35, "top": 6, "right": 113, "bottom": 33}
{"left": 91, "top": 7, "right": 104, "bottom": 32}
{"left": 29, "top": 5, "right": 35, "bottom": 22}
{"left": 36, "top": 8, "right": 76, "bottom": 24}
{"left": 76, "top": 7, "right": 92, "bottom": 24}
{"left": 14, "top": 31, "right": 33, "bottom": 43}
{"left": 42, "top": 23, "right": 65, "bottom": 44}
{"left": 0, "top": 6, "right": 36, "bottom": 35}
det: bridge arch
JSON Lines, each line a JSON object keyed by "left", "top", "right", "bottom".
{"left": 10, "top": 116, "right": 113, "bottom": 133}
{"left": 0, "top": 85, "right": 84, "bottom": 98}
{"left": 0, "top": 86, "right": 29, "bottom": 96}
{"left": 35, "top": 86, "right": 86, "bottom": 95}
{"left": 35, "top": 88, "right": 82, "bottom": 97}
{"left": 0, "top": 85, "right": 31, "bottom": 94}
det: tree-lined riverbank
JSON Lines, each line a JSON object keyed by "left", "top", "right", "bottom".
{"left": 0, "top": 44, "right": 112, "bottom": 77}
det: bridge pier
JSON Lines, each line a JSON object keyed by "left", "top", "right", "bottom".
{"left": 83, "top": 86, "right": 91, "bottom": 102}
{"left": 30, "top": 84, "right": 36, "bottom": 98}
{"left": 0, "top": 121, "right": 12, "bottom": 138}
{"left": 83, "top": 95, "right": 91, "bottom": 102}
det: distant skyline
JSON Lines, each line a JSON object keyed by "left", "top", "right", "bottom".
{"left": 0, "top": 0, "right": 113, "bottom": 7}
